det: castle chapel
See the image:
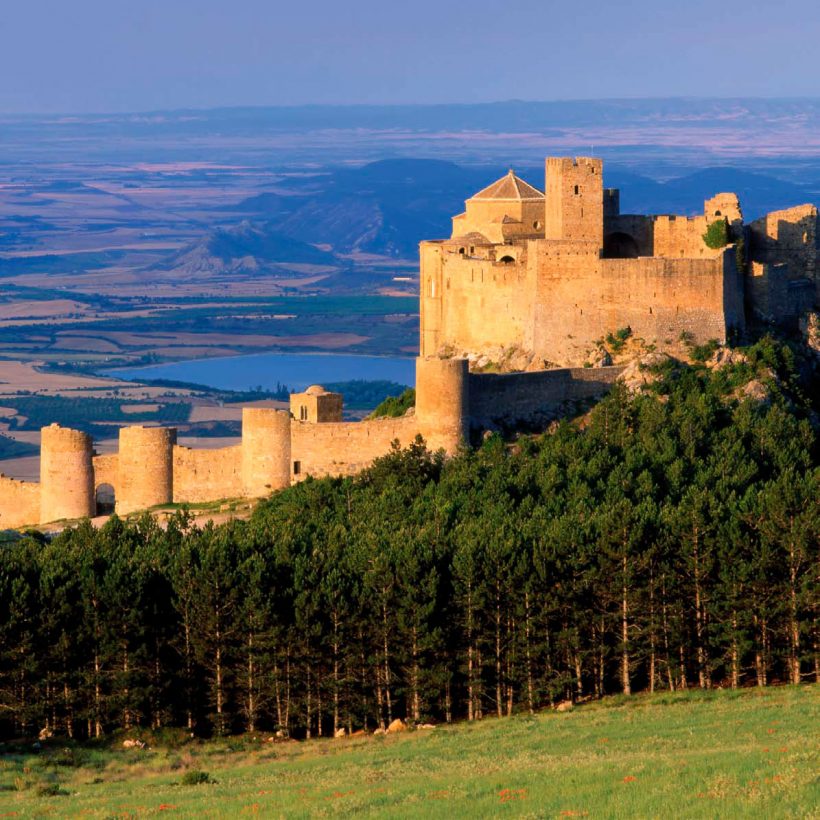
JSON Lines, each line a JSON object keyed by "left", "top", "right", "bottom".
{"left": 420, "top": 157, "right": 818, "bottom": 366}
{"left": 0, "top": 157, "right": 817, "bottom": 528}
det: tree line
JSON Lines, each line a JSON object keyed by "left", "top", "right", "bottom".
{"left": 0, "top": 339, "right": 817, "bottom": 740}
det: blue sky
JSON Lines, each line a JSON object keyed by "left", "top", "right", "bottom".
{"left": 1, "top": 0, "right": 818, "bottom": 113}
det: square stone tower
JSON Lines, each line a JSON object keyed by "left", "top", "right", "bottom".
{"left": 544, "top": 157, "right": 604, "bottom": 247}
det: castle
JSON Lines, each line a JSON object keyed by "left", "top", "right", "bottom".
{"left": 0, "top": 157, "right": 816, "bottom": 529}
{"left": 420, "top": 157, "right": 817, "bottom": 366}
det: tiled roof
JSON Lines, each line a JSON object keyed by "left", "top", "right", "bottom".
{"left": 471, "top": 170, "right": 544, "bottom": 201}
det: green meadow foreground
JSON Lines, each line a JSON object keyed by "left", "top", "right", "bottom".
{"left": 0, "top": 687, "right": 817, "bottom": 818}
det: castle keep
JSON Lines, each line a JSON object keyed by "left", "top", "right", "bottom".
{"left": 0, "top": 157, "right": 816, "bottom": 528}
{"left": 421, "top": 157, "right": 817, "bottom": 365}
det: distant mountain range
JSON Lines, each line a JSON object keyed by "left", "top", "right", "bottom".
{"left": 204, "top": 158, "right": 818, "bottom": 263}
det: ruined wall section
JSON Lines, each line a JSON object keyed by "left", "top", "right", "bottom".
{"left": 469, "top": 366, "right": 623, "bottom": 429}
{"left": 40, "top": 424, "right": 94, "bottom": 524}
{"left": 290, "top": 416, "right": 417, "bottom": 479}
{"left": 173, "top": 445, "right": 242, "bottom": 504}
{"left": 705, "top": 193, "right": 742, "bottom": 228}
{"left": 117, "top": 427, "right": 176, "bottom": 515}
{"left": 0, "top": 475, "right": 40, "bottom": 528}
{"left": 749, "top": 205, "right": 818, "bottom": 306}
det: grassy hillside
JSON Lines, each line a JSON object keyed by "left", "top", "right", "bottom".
{"left": 0, "top": 687, "right": 816, "bottom": 818}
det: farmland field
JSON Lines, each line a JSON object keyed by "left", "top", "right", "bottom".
{"left": 0, "top": 686, "right": 816, "bottom": 818}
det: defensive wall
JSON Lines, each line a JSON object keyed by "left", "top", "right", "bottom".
{"left": 0, "top": 357, "right": 618, "bottom": 530}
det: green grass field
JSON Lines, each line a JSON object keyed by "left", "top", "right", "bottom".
{"left": 1, "top": 687, "right": 816, "bottom": 818}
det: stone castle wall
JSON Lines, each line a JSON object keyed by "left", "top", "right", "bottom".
{"left": 468, "top": 366, "right": 623, "bottom": 428}
{"left": 91, "top": 453, "right": 119, "bottom": 495}
{"left": 0, "top": 474, "right": 41, "bottom": 529}
{"left": 420, "top": 250, "right": 536, "bottom": 358}
{"left": 173, "top": 445, "right": 243, "bottom": 504}
{"left": 0, "top": 355, "right": 626, "bottom": 528}
{"left": 533, "top": 249, "right": 742, "bottom": 363}
{"left": 290, "top": 416, "right": 418, "bottom": 479}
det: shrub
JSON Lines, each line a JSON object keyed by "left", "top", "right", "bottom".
{"left": 180, "top": 769, "right": 214, "bottom": 786}
{"left": 605, "top": 326, "right": 632, "bottom": 353}
{"left": 36, "top": 782, "right": 69, "bottom": 796}
{"left": 691, "top": 339, "right": 719, "bottom": 362}
{"left": 703, "top": 218, "right": 729, "bottom": 249}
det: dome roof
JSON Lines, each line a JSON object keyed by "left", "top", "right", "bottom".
{"left": 305, "top": 384, "right": 326, "bottom": 396}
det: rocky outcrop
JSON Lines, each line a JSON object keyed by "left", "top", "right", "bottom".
{"left": 617, "top": 352, "right": 673, "bottom": 394}
{"left": 800, "top": 311, "right": 820, "bottom": 359}
{"left": 705, "top": 347, "right": 750, "bottom": 370}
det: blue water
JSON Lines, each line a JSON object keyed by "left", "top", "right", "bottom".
{"left": 108, "top": 352, "right": 416, "bottom": 392}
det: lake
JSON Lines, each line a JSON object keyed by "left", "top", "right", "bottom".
{"left": 108, "top": 352, "right": 417, "bottom": 392}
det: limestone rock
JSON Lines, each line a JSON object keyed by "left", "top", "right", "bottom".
{"left": 416, "top": 723, "right": 436, "bottom": 730}
{"left": 800, "top": 311, "right": 820, "bottom": 359}
{"left": 740, "top": 379, "right": 771, "bottom": 403}
{"left": 386, "top": 718, "right": 407, "bottom": 734}
{"left": 334, "top": 727, "right": 346, "bottom": 739}
{"left": 373, "top": 727, "right": 386, "bottom": 736}
{"left": 617, "top": 352, "right": 673, "bottom": 394}
{"left": 706, "top": 347, "right": 749, "bottom": 370}
{"left": 555, "top": 700, "right": 574, "bottom": 713}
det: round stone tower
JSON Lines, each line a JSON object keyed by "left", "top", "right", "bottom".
{"left": 117, "top": 426, "right": 176, "bottom": 515}
{"left": 414, "top": 356, "right": 469, "bottom": 453}
{"left": 241, "top": 407, "right": 291, "bottom": 498}
{"left": 39, "top": 424, "right": 94, "bottom": 523}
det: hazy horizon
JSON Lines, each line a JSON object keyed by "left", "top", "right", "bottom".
{"left": 2, "top": 0, "right": 818, "bottom": 114}
{"left": 4, "top": 94, "right": 820, "bottom": 119}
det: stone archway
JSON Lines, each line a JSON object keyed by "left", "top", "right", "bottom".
{"left": 95, "top": 483, "right": 115, "bottom": 516}
{"left": 603, "top": 231, "right": 640, "bottom": 259}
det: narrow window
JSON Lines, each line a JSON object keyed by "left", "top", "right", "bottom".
{"left": 574, "top": 185, "right": 579, "bottom": 195}
{"left": 431, "top": 279, "right": 436, "bottom": 298}
{"left": 293, "top": 461, "right": 301, "bottom": 475}
{"left": 300, "top": 406, "right": 307, "bottom": 421}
